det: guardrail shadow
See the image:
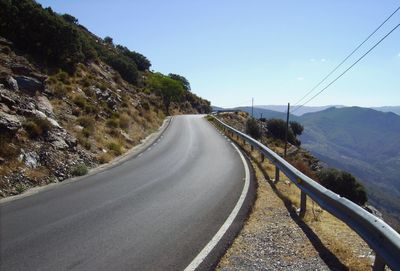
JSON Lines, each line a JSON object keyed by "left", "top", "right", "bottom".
{"left": 254, "top": 156, "right": 348, "bottom": 271}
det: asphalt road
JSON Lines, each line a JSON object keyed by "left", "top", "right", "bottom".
{"left": 0, "top": 115, "right": 250, "bottom": 271}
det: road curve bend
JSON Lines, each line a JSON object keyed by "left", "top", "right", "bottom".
{"left": 0, "top": 115, "right": 252, "bottom": 271}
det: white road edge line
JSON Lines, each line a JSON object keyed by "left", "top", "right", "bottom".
{"left": 184, "top": 142, "right": 250, "bottom": 271}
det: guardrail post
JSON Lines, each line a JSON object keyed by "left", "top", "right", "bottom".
{"left": 372, "top": 255, "right": 385, "bottom": 271}
{"left": 250, "top": 145, "right": 254, "bottom": 151}
{"left": 299, "top": 191, "right": 307, "bottom": 218}
{"left": 275, "top": 166, "right": 280, "bottom": 182}
{"left": 260, "top": 153, "right": 264, "bottom": 162}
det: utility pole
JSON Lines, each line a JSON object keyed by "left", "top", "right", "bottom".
{"left": 251, "top": 97, "right": 254, "bottom": 118}
{"left": 284, "top": 103, "right": 290, "bottom": 158}
{"left": 260, "top": 112, "right": 263, "bottom": 119}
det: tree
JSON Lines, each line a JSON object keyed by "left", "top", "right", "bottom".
{"left": 290, "top": 121, "right": 304, "bottom": 136}
{"left": 103, "top": 52, "right": 138, "bottom": 84}
{"left": 317, "top": 168, "right": 367, "bottom": 205}
{"left": 168, "top": 73, "right": 191, "bottom": 91}
{"left": 62, "top": 13, "right": 78, "bottom": 24}
{"left": 147, "top": 73, "right": 184, "bottom": 115}
{"left": 104, "top": 36, "right": 113, "bottom": 45}
{"left": 116, "top": 45, "right": 151, "bottom": 71}
{"left": 246, "top": 118, "right": 261, "bottom": 139}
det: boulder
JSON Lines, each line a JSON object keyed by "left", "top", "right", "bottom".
{"left": 0, "top": 103, "right": 10, "bottom": 113}
{"left": 50, "top": 137, "right": 69, "bottom": 150}
{"left": 0, "top": 111, "right": 21, "bottom": 132}
{"left": 0, "top": 91, "right": 17, "bottom": 107}
{"left": 36, "top": 95, "right": 54, "bottom": 117}
{"left": 18, "top": 150, "right": 40, "bottom": 168}
{"left": 6, "top": 76, "right": 19, "bottom": 91}
{"left": 10, "top": 63, "right": 33, "bottom": 76}
{"left": 15, "top": 76, "right": 44, "bottom": 94}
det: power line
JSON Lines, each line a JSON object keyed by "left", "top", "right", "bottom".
{"left": 291, "top": 5, "right": 400, "bottom": 108}
{"left": 291, "top": 22, "right": 400, "bottom": 113}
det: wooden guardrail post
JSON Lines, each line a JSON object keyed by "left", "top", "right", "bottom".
{"left": 299, "top": 191, "right": 307, "bottom": 218}
{"left": 275, "top": 166, "right": 280, "bottom": 182}
{"left": 373, "top": 256, "right": 385, "bottom": 271}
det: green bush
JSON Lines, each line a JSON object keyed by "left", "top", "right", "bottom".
{"left": 266, "top": 119, "right": 300, "bottom": 146}
{"left": 317, "top": 168, "right": 367, "bottom": 205}
{"left": 246, "top": 118, "right": 261, "bottom": 139}
{"left": 15, "top": 183, "right": 26, "bottom": 194}
{"left": 107, "top": 142, "right": 122, "bottom": 155}
{"left": 23, "top": 117, "right": 52, "bottom": 138}
{"left": 116, "top": 45, "right": 151, "bottom": 71}
{"left": 71, "top": 164, "right": 88, "bottom": 176}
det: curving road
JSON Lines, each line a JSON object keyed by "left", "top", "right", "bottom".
{"left": 0, "top": 115, "right": 251, "bottom": 271}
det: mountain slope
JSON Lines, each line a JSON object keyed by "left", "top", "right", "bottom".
{"left": 299, "top": 107, "right": 400, "bottom": 226}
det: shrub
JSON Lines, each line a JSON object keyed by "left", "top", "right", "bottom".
{"left": 73, "top": 95, "right": 87, "bottom": 108}
{"left": 97, "top": 153, "right": 112, "bottom": 164}
{"left": 107, "top": 142, "right": 122, "bottom": 155}
{"left": 317, "top": 168, "right": 367, "bottom": 205}
{"left": 84, "top": 103, "right": 97, "bottom": 114}
{"left": 15, "top": 183, "right": 26, "bottom": 194}
{"left": 106, "top": 118, "right": 119, "bottom": 128}
{"left": 246, "top": 118, "right": 261, "bottom": 139}
{"left": 71, "top": 164, "right": 88, "bottom": 176}
{"left": 80, "top": 77, "right": 91, "bottom": 88}
{"left": 141, "top": 101, "right": 150, "bottom": 111}
{"left": 53, "top": 82, "right": 67, "bottom": 98}
{"left": 118, "top": 114, "right": 130, "bottom": 129}
{"left": 23, "top": 117, "right": 52, "bottom": 138}
{"left": 0, "top": 135, "right": 19, "bottom": 158}
{"left": 81, "top": 128, "right": 91, "bottom": 138}
{"left": 116, "top": 45, "right": 151, "bottom": 71}
{"left": 267, "top": 119, "right": 300, "bottom": 146}
{"left": 290, "top": 121, "right": 304, "bottom": 136}
{"left": 288, "top": 158, "right": 315, "bottom": 179}
{"left": 77, "top": 116, "right": 95, "bottom": 129}
{"left": 57, "top": 71, "right": 70, "bottom": 84}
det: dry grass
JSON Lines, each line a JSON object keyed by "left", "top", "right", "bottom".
{"left": 25, "top": 167, "right": 49, "bottom": 183}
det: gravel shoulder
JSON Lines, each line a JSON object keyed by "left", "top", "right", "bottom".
{"left": 216, "top": 161, "right": 331, "bottom": 271}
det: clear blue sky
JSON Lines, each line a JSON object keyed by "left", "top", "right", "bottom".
{"left": 37, "top": 0, "right": 399, "bottom": 107}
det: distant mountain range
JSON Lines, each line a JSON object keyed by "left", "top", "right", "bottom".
{"left": 299, "top": 107, "right": 400, "bottom": 225}
{"left": 221, "top": 105, "right": 400, "bottom": 227}
{"left": 212, "top": 105, "right": 400, "bottom": 116}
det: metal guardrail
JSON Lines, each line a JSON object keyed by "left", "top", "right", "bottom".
{"left": 211, "top": 115, "right": 400, "bottom": 271}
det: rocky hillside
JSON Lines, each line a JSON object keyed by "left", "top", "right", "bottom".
{"left": 0, "top": 1, "right": 210, "bottom": 198}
